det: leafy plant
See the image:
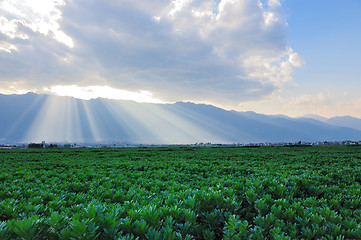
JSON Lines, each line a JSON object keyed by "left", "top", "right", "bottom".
{"left": 7, "top": 215, "right": 43, "bottom": 240}
{"left": 1, "top": 145, "right": 361, "bottom": 238}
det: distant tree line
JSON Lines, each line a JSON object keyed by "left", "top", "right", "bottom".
{"left": 28, "top": 143, "right": 43, "bottom": 148}
{"left": 28, "top": 143, "right": 58, "bottom": 148}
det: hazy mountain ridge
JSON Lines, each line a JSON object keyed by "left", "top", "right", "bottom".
{"left": 1, "top": 93, "right": 361, "bottom": 144}
{"left": 303, "top": 114, "right": 361, "bottom": 131}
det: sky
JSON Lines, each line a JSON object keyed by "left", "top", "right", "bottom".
{"left": 0, "top": 0, "right": 360, "bottom": 118}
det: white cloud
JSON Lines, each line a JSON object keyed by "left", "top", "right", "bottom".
{"left": 0, "top": 85, "right": 31, "bottom": 95}
{"left": 268, "top": 0, "right": 281, "bottom": 7}
{"left": 287, "top": 92, "right": 331, "bottom": 108}
{"left": 0, "top": 0, "right": 302, "bottom": 106}
{"left": 0, "top": 0, "right": 73, "bottom": 47}
{"left": 0, "top": 17, "right": 28, "bottom": 39}
{"left": 238, "top": 92, "right": 333, "bottom": 118}
{"left": 286, "top": 93, "right": 361, "bottom": 118}
{"left": 168, "top": 0, "right": 193, "bottom": 17}
{"left": 263, "top": 11, "right": 278, "bottom": 25}
{"left": 242, "top": 49, "right": 304, "bottom": 86}
{"left": 0, "top": 41, "right": 16, "bottom": 52}
{"left": 336, "top": 97, "right": 361, "bottom": 118}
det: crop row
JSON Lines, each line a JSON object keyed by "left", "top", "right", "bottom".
{"left": 0, "top": 146, "right": 361, "bottom": 239}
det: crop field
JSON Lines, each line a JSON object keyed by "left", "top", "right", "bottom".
{"left": 1, "top": 145, "right": 361, "bottom": 239}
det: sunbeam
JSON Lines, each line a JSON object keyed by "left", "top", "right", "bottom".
{"left": 20, "top": 95, "right": 233, "bottom": 144}
{"left": 23, "top": 95, "right": 84, "bottom": 143}
{"left": 172, "top": 103, "right": 253, "bottom": 143}
{"left": 101, "top": 100, "right": 220, "bottom": 144}
{"left": 4, "top": 94, "right": 47, "bottom": 141}
{"left": 79, "top": 100, "right": 104, "bottom": 143}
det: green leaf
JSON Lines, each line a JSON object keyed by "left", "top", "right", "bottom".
{"left": 7, "top": 215, "right": 43, "bottom": 240}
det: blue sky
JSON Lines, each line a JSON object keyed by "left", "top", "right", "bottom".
{"left": 0, "top": 0, "right": 360, "bottom": 117}
{"left": 239, "top": 0, "right": 361, "bottom": 117}
{"left": 286, "top": 0, "right": 361, "bottom": 92}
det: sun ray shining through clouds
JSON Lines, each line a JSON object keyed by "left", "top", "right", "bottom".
{"left": 24, "top": 96, "right": 84, "bottom": 143}
{"left": 79, "top": 100, "right": 104, "bottom": 143}
{"left": 101, "top": 100, "right": 218, "bottom": 144}
{"left": 3, "top": 93, "right": 46, "bottom": 141}
{"left": 99, "top": 100, "right": 154, "bottom": 143}
{"left": 2, "top": 92, "right": 361, "bottom": 144}
{"left": 129, "top": 104, "right": 211, "bottom": 143}
{"left": 172, "top": 103, "right": 250, "bottom": 142}
{"left": 1, "top": 0, "right": 361, "bottom": 144}
{"left": 0, "top": 0, "right": 304, "bottom": 107}
{"left": 20, "top": 94, "right": 227, "bottom": 144}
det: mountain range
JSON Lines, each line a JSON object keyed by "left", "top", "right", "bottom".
{"left": 1, "top": 93, "right": 361, "bottom": 144}
{"left": 303, "top": 114, "right": 361, "bottom": 132}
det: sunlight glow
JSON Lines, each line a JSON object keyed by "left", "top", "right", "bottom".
{"left": 0, "top": 86, "right": 31, "bottom": 94}
{"left": 4, "top": 94, "right": 46, "bottom": 140}
{"left": 44, "top": 85, "right": 165, "bottom": 104}
{"left": 168, "top": 0, "right": 192, "bottom": 17}
{"left": 79, "top": 100, "right": 104, "bottom": 143}
{"left": 0, "top": 0, "right": 73, "bottom": 48}
{"left": 24, "top": 96, "right": 84, "bottom": 143}
{"left": 22, "top": 94, "right": 223, "bottom": 144}
{"left": 0, "top": 43, "right": 17, "bottom": 53}
{"left": 100, "top": 100, "right": 219, "bottom": 144}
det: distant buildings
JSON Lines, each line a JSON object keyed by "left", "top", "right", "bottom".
{"left": 0, "top": 144, "right": 16, "bottom": 149}
{"left": 1, "top": 140, "right": 361, "bottom": 149}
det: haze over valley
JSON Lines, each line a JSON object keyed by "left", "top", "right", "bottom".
{"left": 1, "top": 93, "right": 361, "bottom": 145}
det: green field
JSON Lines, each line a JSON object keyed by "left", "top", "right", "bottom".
{"left": 1, "top": 145, "right": 361, "bottom": 239}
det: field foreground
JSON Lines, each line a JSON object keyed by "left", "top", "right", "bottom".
{"left": 1, "top": 146, "right": 361, "bottom": 239}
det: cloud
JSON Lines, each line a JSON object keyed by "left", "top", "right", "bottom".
{"left": 0, "top": 0, "right": 302, "bottom": 106}
{"left": 336, "top": 97, "right": 361, "bottom": 118}
{"left": 44, "top": 85, "right": 164, "bottom": 103}
{"left": 0, "top": 0, "right": 73, "bottom": 47}
{"left": 286, "top": 92, "right": 331, "bottom": 109}
{"left": 284, "top": 93, "right": 361, "bottom": 118}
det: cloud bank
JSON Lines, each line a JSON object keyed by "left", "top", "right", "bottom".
{"left": 0, "top": 0, "right": 303, "bottom": 106}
